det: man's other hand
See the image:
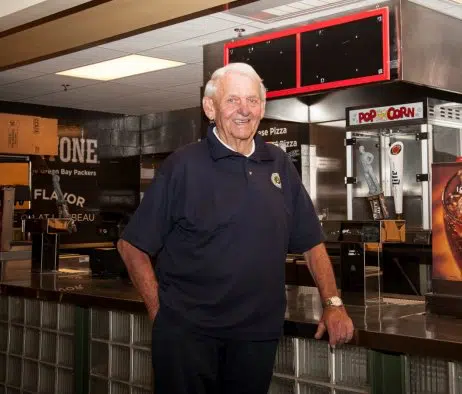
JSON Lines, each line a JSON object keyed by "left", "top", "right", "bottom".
{"left": 314, "top": 307, "right": 354, "bottom": 347}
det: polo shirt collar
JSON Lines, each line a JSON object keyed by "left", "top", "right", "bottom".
{"left": 207, "top": 124, "right": 274, "bottom": 162}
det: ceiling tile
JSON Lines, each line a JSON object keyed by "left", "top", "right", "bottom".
{"left": 0, "top": 91, "right": 32, "bottom": 101}
{"left": 116, "top": 63, "right": 203, "bottom": 88}
{"left": 161, "top": 82, "right": 202, "bottom": 95}
{"left": 100, "top": 15, "right": 243, "bottom": 53}
{"left": 0, "top": 74, "right": 98, "bottom": 97}
{"left": 65, "top": 81, "right": 154, "bottom": 100}
{"left": 0, "top": 68, "right": 46, "bottom": 85}
{"left": 140, "top": 44, "right": 202, "bottom": 64}
{"left": 212, "top": 12, "right": 260, "bottom": 24}
{"left": 18, "top": 47, "right": 129, "bottom": 73}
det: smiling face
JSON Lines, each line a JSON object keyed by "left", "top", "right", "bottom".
{"left": 203, "top": 71, "right": 265, "bottom": 150}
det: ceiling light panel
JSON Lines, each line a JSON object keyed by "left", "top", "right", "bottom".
{"left": 56, "top": 55, "right": 185, "bottom": 81}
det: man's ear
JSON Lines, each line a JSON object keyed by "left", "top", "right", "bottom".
{"left": 202, "top": 97, "right": 216, "bottom": 121}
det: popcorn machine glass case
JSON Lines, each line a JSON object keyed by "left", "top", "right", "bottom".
{"left": 345, "top": 98, "right": 462, "bottom": 232}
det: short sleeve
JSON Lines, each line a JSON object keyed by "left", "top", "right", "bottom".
{"left": 120, "top": 171, "right": 172, "bottom": 256}
{"left": 288, "top": 169, "right": 325, "bottom": 254}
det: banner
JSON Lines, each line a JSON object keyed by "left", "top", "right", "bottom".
{"left": 30, "top": 134, "right": 101, "bottom": 244}
{"left": 432, "top": 162, "right": 462, "bottom": 281}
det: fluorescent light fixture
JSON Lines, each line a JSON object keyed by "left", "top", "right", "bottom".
{"left": 56, "top": 55, "right": 185, "bottom": 81}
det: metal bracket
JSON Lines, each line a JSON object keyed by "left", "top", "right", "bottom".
{"left": 345, "top": 177, "right": 357, "bottom": 184}
{"left": 344, "top": 138, "right": 357, "bottom": 146}
{"left": 416, "top": 132, "right": 428, "bottom": 141}
{"left": 416, "top": 173, "right": 429, "bottom": 182}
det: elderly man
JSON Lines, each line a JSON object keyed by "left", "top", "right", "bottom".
{"left": 117, "top": 62, "right": 353, "bottom": 394}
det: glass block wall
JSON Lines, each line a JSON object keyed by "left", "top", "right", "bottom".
{"left": 270, "top": 336, "right": 370, "bottom": 394}
{"left": 0, "top": 296, "right": 75, "bottom": 394}
{"left": 90, "top": 308, "right": 153, "bottom": 394}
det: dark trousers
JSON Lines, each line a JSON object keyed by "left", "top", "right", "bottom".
{"left": 151, "top": 312, "right": 278, "bottom": 394}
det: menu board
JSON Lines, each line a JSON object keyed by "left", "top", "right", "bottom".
{"left": 257, "top": 119, "right": 307, "bottom": 174}
{"left": 228, "top": 35, "right": 297, "bottom": 93}
{"left": 300, "top": 14, "right": 385, "bottom": 88}
{"left": 224, "top": 8, "right": 390, "bottom": 98}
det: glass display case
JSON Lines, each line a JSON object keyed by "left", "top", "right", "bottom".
{"left": 345, "top": 98, "right": 462, "bottom": 232}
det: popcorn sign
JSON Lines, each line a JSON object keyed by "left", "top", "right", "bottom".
{"left": 349, "top": 102, "right": 424, "bottom": 126}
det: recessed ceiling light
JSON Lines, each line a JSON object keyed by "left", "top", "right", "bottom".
{"left": 56, "top": 55, "right": 185, "bottom": 81}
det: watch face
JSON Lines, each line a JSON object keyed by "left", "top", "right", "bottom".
{"left": 328, "top": 296, "right": 343, "bottom": 306}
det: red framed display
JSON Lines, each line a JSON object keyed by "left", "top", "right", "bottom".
{"left": 223, "top": 7, "right": 390, "bottom": 99}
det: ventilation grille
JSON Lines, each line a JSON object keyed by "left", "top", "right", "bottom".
{"left": 428, "top": 104, "right": 462, "bottom": 125}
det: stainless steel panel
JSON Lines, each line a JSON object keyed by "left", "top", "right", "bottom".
{"left": 309, "top": 123, "right": 347, "bottom": 220}
{"left": 401, "top": 2, "right": 462, "bottom": 96}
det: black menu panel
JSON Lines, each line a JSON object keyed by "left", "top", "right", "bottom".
{"left": 300, "top": 15, "right": 384, "bottom": 87}
{"left": 228, "top": 35, "right": 297, "bottom": 92}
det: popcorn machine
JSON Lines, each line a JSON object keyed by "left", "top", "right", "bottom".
{"left": 345, "top": 98, "right": 462, "bottom": 231}
{"left": 340, "top": 98, "right": 462, "bottom": 302}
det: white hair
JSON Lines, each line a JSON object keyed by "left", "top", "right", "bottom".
{"left": 203, "top": 63, "right": 266, "bottom": 102}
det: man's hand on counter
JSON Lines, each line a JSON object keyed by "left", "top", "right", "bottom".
{"left": 314, "top": 306, "right": 354, "bottom": 347}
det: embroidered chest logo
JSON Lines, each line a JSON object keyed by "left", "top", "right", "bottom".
{"left": 271, "top": 173, "right": 282, "bottom": 189}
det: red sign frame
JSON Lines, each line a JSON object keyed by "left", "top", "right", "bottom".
{"left": 223, "top": 7, "right": 390, "bottom": 99}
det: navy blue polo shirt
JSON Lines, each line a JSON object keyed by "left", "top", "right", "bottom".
{"left": 121, "top": 126, "right": 324, "bottom": 340}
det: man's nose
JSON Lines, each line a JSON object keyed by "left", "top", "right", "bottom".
{"left": 238, "top": 101, "right": 250, "bottom": 115}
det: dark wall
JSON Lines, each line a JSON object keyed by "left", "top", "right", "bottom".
{"left": 0, "top": 101, "right": 141, "bottom": 245}
{"left": 0, "top": 101, "right": 140, "bottom": 157}
{"left": 141, "top": 106, "right": 202, "bottom": 154}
